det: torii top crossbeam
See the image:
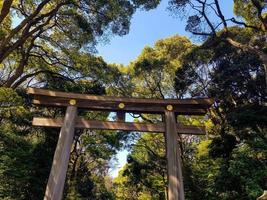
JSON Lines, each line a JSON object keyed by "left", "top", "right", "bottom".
{"left": 27, "top": 87, "right": 213, "bottom": 115}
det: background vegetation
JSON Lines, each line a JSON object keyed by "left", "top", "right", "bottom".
{"left": 0, "top": 0, "right": 266, "bottom": 199}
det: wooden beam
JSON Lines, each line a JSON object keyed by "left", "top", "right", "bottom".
{"left": 177, "top": 124, "right": 205, "bottom": 135}
{"left": 32, "top": 117, "right": 206, "bottom": 135}
{"left": 44, "top": 106, "right": 77, "bottom": 200}
{"left": 165, "top": 110, "right": 184, "bottom": 200}
{"left": 27, "top": 87, "right": 213, "bottom": 115}
{"left": 27, "top": 87, "right": 214, "bottom": 107}
{"left": 31, "top": 96, "right": 208, "bottom": 115}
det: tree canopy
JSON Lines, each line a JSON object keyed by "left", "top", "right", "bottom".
{"left": 0, "top": 0, "right": 161, "bottom": 88}
{"left": 0, "top": 0, "right": 266, "bottom": 199}
{"left": 112, "top": 33, "right": 266, "bottom": 200}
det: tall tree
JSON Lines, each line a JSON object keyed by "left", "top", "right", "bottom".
{"left": 168, "top": 0, "right": 267, "bottom": 85}
{"left": 0, "top": 77, "right": 132, "bottom": 199}
{"left": 130, "top": 35, "right": 194, "bottom": 98}
{"left": 113, "top": 29, "right": 266, "bottom": 199}
{"left": 0, "top": 0, "right": 161, "bottom": 88}
{"left": 174, "top": 25, "right": 267, "bottom": 199}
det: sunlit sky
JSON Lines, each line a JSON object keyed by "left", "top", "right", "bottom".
{"left": 97, "top": 0, "right": 233, "bottom": 66}
{"left": 97, "top": 1, "right": 186, "bottom": 66}
{"left": 100, "top": 0, "right": 234, "bottom": 178}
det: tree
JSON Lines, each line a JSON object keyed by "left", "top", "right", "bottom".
{"left": 0, "top": 0, "right": 162, "bottom": 88}
{"left": 0, "top": 75, "right": 134, "bottom": 199}
{"left": 168, "top": 0, "right": 267, "bottom": 85}
{"left": 173, "top": 25, "right": 266, "bottom": 199}
{"left": 130, "top": 35, "right": 195, "bottom": 98}
{"left": 114, "top": 28, "right": 266, "bottom": 199}
{"left": 113, "top": 133, "right": 167, "bottom": 200}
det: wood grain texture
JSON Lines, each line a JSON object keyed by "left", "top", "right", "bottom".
{"left": 44, "top": 106, "right": 77, "bottom": 200}
{"left": 27, "top": 87, "right": 213, "bottom": 105}
{"left": 117, "top": 111, "right": 126, "bottom": 122}
{"left": 32, "top": 117, "right": 206, "bottom": 135}
{"left": 165, "top": 111, "right": 184, "bottom": 200}
{"left": 32, "top": 95, "right": 208, "bottom": 115}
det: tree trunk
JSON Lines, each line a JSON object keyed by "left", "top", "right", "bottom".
{"left": 5, "top": 57, "right": 27, "bottom": 87}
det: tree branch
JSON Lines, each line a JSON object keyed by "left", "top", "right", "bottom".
{"left": 0, "top": 5, "right": 59, "bottom": 63}
{"left": 4, "top": 29, "right": 43, "bottom": 87}
{"left": 11, "top": 70, "right": 47, "bottom": 88}
{"left": 230, "top": 18, "right": 261, "bottom": 31}
{"left": 196, "top": 0, "right": 216, "bottom": 34}
{"left": 12, "top": 69, "right": 75, "bottom": 88}
{"left": 214, "top": 0, "right": 227, "bottom": 29}
{"left": 0, "top": 0, "right": 50, "bottom": 46}
{"left": 0, "top": 0, "right": 13, "bottom": 24}
{"left": 251, "top": 0, "right": 267, "bottom": 31}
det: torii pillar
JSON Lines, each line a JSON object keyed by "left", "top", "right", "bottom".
{"left": 165, "top": 110, "right": 184, "bottom": 200}
{"left": 44, "top": 106, "right": 77, "bottom": 200}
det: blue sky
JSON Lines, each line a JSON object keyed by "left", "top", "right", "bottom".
{"left": 101, "top": 0, "right": 234, "bottom": 177}
{"left": 97, "top": 0, "right": 187, "bottom": 65}
{"left": 97, "top": 0, "right": 233, "bottom": 66}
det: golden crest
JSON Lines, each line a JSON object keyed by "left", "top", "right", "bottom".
{"left": 118, "top": 103, "right": 125, "bottom": 109}
{"left": 69, "top": 99, "right": 76, "bottom": 105}
{"left": 166, "top": 105, "right": 173, "bottom": 111}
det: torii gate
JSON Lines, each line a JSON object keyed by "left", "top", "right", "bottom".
{"left": 27, "top": 87, "right": 213, "bottom": 200}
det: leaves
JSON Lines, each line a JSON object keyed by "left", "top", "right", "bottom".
{"left": 0, "top": 1, "right": 266, "bottom": 199}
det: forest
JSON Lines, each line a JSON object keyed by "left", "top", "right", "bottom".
{"left": 0, "top": 0, "right": 266, "bottom": 199}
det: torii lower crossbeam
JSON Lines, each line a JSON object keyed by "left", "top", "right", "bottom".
{"left": 27, "top": 88, "right": 213, "bottom": 200}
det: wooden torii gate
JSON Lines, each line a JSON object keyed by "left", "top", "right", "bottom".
{"left": 27, "top": 88, "right": 213, "bottom": 200}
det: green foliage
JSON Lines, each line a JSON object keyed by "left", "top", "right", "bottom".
{"left": 130, "top": 35, "right": 194, "bottom": 98}
{"left": 0, "top": 87, "right": 28, "bottom": 120}
{"left": 0, "top": 123, "right": 33, "bottom": 199}
{"left": 184, "top": 140, "right": 220, "bottom": 200}
{"left": 113, "top": 133, "right": 167, "bottom": 200}
{"left": 0, "top": 1, "right": 266, "bottom": 199}
{"left": 183, "top": 26, "right": 266, "bottom": 199}
{"left": 174, "top": 64, "right": 198, "bottom": 97}
{"left": 0, "top": 87, "right": 56, "bottom": 199}
{"left": 0, "top": 0, "right": 163, "bottom": 88}
{"left": 209, "top": 134, "right": 237, "bottom": 158}
{"left": 234, "top": 0, "right": 266, "bottom": 28}
{"left": 114, "top": 26, "right": 266, "bottom": 200}
{"left": 228, "top": 143, "right": 267, "bottom": 198}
